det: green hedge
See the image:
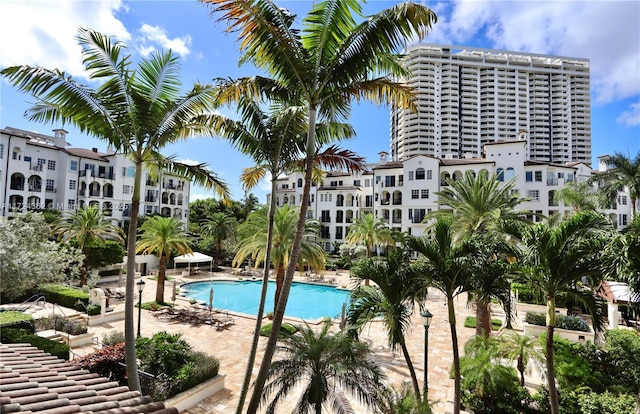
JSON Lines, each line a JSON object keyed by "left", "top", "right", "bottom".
{"left": 98, "top": 268, "right": 122, "bottom": 277}
{"left": 464, "top": 316, "right": 502, "bottom": 331}
{"left": 525, "top": 312, "right": 589, "bottom": 332}
{"left": 40, "top": 284, "right": 89, "bottom": 311}
{"left": 0, "top": 328, "right": 69, "bottom": 360}
{"left": 259, "top": 322, "right": 299, "bottom": 338}
{"left": 0, "top": 311, "right": 34, "bottom": 332}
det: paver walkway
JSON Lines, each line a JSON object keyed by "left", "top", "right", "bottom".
{"left": 71, "top": 268, "right": 482, "bottom": 413}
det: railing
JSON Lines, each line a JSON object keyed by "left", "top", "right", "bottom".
{"left": 6, "top": 294, "right": 47, "bottom": 313}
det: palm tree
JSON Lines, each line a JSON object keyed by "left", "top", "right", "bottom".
{"left": 593, "top": 152, "right": 640, "bottom": 219}
{"left": 345, "top": 213, "right": 395, "bottom": 258}
{"left": 408, "top": 217, "right": 475, "bottom": 414}
{"left": 201, "top": 212, "right": 236, "bottom": 270}
{"left": 375, "top": 383, "right": 433, "bottom": 414}
{"left": 136, "top": 216, "right": 191, "bottom": 304}
{"left": 348, "top": 248, "right": 426, "bottom": 399}
{"left": 518, "top": 211, "right": 612, "bottom": 414}
{"left": 261, "top": 321, "right": 384, "bottom": 414}
{"left": 56, "top": 206, "right": 124, "bottom": 286}
{"left": 553, "top": 180, "right": 604, "bottom": 213}
{"left": 432, "top": 171, "right": 528, "bottom": 337}
{"left": 1, "top": 28, "right": 230, "bottom": 391}
{"left": 204, "top": 2, "right": 437, "bottom": 410}
{"left": 233, "top": 204, "right": 325, "bottom": 312}
{"left": 497, "top": 330, "right": 544, "bottom": 387}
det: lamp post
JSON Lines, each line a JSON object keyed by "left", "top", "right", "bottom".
{"left": 136, "top": 279, "right": 146, "bottom": 338}
{"left": 420, "top": 309, "right": 433, "bottom": 401}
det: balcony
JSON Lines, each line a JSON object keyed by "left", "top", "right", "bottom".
{"left": 28, "top": 185, "right": 42, "bottom": 192}
{"left": 547, "top": 179, "right": 558, "bottom": 186}
{"left": 45, "top": 187, "right": 57, "bottom": 193}
{"left": 29, "top": 164, "right": 43, "bottom": 172}
{"left": 145, "top": 196, "right": 158, "bottom": 202}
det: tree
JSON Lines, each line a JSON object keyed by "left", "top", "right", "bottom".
{"left": 408, "top": 217, "right": 474, "bottom": 414}
{"left": 594, "top": 152, "right": 640, "bottom": 219}
{"left": 0, "top": 213, "right": 82, "bottom": 300}
{"left": 345, "top": 213, "right": 395, "bottom": 258}
{"left": 1, "top": 28, "right": 232, "bottom": 390}
{"left": 55, "top": 206, "right": 124, "bottom": 286}
{"left": 432, "top": 171, "right": 527, "bottom": 336}
{"left": 553, "top": 180, "right": 604, "bottom": 213}
{"left": 233, "top": 204, "right": 325, "bottom": 312}
{"left": 518, "top": 211, "right": 613, "bottom": 414}
{"left": 86, "top": 240, "right": 126, "bottom": 271}
{"left": 261, "top": 321, "right": 384, "bottom": 414}
{"left": 348, "top": 248, "right": 426, "bottom": 399}
{"left": 136, "top": 216, "right": 192, "bottom": 304}
{"left": 604, "top": 329, "right": 640, "bottom": 414}
{"left": 201, "top": 212, "right": 236, "bottom": 270}
{"left": 497, "top": 330, "right": 544, "bottom": 387}
{"left": 204, "top": 2, "right": 437, "bottom": 410}
{"left": 374, "top": 383, "right": 433, "bottom": 414}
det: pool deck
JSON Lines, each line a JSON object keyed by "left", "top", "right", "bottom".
{"left": 65, "top": 268, "right": 491, "bottom": 413}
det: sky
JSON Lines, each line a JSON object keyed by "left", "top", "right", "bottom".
{"left": 1, "top": 0, "right": 639, "bottom": 204}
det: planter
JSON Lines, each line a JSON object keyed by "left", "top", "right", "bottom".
{"left": 522, "top": 321, "right": 595, "bottom": 344}
{"left": 87, "top": 310, "right": 125, "bottom": 326}
{"left": 517, "top": 302, "right": 568, "bottom": 315}
{"left": 164, "top": 374, "right": 225, "bottom": 412}
{"left": 62, "top": 332, "right": 95, "bottom": 347}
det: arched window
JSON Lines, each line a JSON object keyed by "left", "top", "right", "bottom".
{"left": 126, "top": 166, "right": 135, "bottom": 177}
{"left": 415, "top": 168, "right": 425, "bottom": 180}
{"left": 297, "top": 178, "right": 303, "bottom": 188}
{"left": 505, "top": 167, "right": 515, "bottom": 180}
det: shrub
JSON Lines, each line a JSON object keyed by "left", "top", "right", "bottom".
{"left": 102, "top": 330, "right": 125, "bottom": 346}
{"left": 98, "top": 268, "right": 122, "bottom": 277}
{"left": 0, "top": 328, "right": 69, "bottom": 359}
{"left": 35, "top": 315, "right": 88, "bottom": 335}
{"left": 73, "top": 343, "right": 126, "bottom": 383}
{"left": 464, "top": 316, "right": 502, "bottom": 330}
{"left": 87, "top": 304, "right": 101, "bottom": 316}
{"left": 178, "top": 351, "right": 220, "bottom": 391}
{"left": 0, "top": 311, "right": 34, "bottom": 331}
{"left": 40, "top": 284, "right": 89, "bottom": 310}
{"left": 525, "top": 312, "right": 589, "bottom": 332}
{"left": 260, "top": 322, "right": 299, "bottom": 338}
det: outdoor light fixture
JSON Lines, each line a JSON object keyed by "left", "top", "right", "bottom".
{"left": 420, "top": 309, "right": 433, "bottom": 400}
{"left": 136, "top": 279, "right": 146, "bottom": 338}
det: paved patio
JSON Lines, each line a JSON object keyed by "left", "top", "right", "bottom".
{"left": 72, "top": 268, "right": 486, "bottom": 413}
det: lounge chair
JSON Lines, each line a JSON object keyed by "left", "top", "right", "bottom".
{"left": 213, "top": 312, "right": 235, "bottom": 330}
{"left": 104, "top": 287, "right": 125, "bottom": 300}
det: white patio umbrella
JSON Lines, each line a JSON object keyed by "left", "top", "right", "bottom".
{"left": 208, "top": 287, "right": 214, "bottom": 323}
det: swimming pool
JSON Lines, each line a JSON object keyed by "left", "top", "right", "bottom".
{"left": 180, "top": 280, "right": 351, "bottom": 320}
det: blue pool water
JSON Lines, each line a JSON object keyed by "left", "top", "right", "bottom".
{"left": 180, "top": 280, "right": 350, "bottom": 320}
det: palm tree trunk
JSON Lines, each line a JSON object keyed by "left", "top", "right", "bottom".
{"left": 448, "top": 297, "right": 461, "bottom": 414}
{"left": 124, "top": 161, "right": 143, "bottom": 392}
{"left": 400, "top": 341, "right": 421, "bottom": 400}
{"left": 246, "top": 106, "right": 318, "bottom": 413}
{"left": 155, "top": 255, "right": 166, "bottom": 304}
{"left": 517, "top": 355, "right": 525, "bottom": 386}
{"left": 214, "top": 239, "right": 221, "bottom": 269}
{"left": 236, "top": 178, "right": 278, "bottom": 414}
{"left": 274, "top": 264, "right": 285, "bottom": 314}
{"left": 476, "top": 301, "right": 492, "bottom": 337}
{"left": 81, "top": 246, "right": 90, "bottom": 286}
{"left": 546, "top": 297, "right": 559, "bottom": 414}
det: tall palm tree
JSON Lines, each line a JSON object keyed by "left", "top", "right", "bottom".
{"left": 201, "top": 212, "right": 236, "bottom": 270}
{"left": 594, "top": 152, "right": 640, "bottom": 219}
{"left": 136, "top": 216, "right": 191, "bottom": 304}
{"left": 1, "top": 28, "right": 230, "bottom": 391}
{"left": 432, "top": 171, "right": 528, "bottom": 337}
{"left": 56, "top": 206, "right": 124, "bottom": 286}
{"left": 233, "top": 204, "right": 325, "bottom": 312}
{"left": 348, "top": 248, "right": 426, "bottom": 399}
{"left": 497, "top": 330, "right": 544, "bottom": 387}
{"left": 204, "top": 2, "right": 437, "bottom": 410}
{"left": 518, "top": 211, "right": 612, "bottom": 414}
{"left": 261, "top": 321, "right": 384, "bottom": 414}
{"left": 408, "top": 217, "right": 475, "bottom": 414}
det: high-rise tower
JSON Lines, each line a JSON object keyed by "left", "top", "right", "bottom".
{"left": 390, "top": 44, "right": 591, "bottom": 164}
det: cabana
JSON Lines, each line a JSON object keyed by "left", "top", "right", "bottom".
{"left": 596, "top": 280, "right": 640, "bottom": 329}
{"left": 174, "top": 252, "right": 213, "bottom": 276}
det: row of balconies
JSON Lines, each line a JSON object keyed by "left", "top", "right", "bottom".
{"left": 79, "top": 170, "right": 115, "bottom": 180}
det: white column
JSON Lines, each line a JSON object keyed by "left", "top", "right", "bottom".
{"left": 607, "top": 302, "right": 619, "bottom": 329}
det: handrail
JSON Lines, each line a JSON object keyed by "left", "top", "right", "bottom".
{"left": 7, "top": 294, "right": 47, "bottom": 312}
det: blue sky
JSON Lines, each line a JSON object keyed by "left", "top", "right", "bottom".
{"left": 1, "top": 0, "right": 638, "bottom": 203}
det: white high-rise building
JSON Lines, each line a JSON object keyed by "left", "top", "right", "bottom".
{"left": 390, "top": 44, "right": 591, "bottom": 164}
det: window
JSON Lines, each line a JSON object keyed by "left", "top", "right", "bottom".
{"left": 24, "top": 156, "right": 31, "bottom": 162}
{"left": 619, "top": 214, "right": 628, "bottom": 226}
{"left": 0, "top": 144, "right": 4, "bottom": 159}
{"left": 336, "top": 211, "right": 343, "bottom": 223}
{"left": 411, "top": 189, "right": 419, "bottom": 199}
{"left": 127, "top": 166, "right": 135, "bottom": 177}
{"left": 421, "top": 189, "right": 429, "bottom": 199}
{"left": 527, "top": 190, "right": 539, "bottom": 201}
{"left": 45, "top": 179, "right": 55, "bottom": 192}
{"left": 69, "top": 180, "right": 76, "bottom": 190}
{"left": 412, "top": 208, "right": 426, "bottom": 223}
{"left": 354, "top": 180, "right": 361, "bottom": 186}
{"left": 68, "top": 200, "right": 75, "bottom": 209}
{"left": 426, "top": 170, "right": 433, "bottom": 180}
{"left": 505, "top": 167, "right": 514, "bottom": 180}
{"left": 37, "top": 158, "right": 46, "bottom": 167}
{"left": 70, "top": 160, "right": 78, "bottom": 171}
{"left": 408, "top": 171, "right": 414, "bottom": 180}
{"left": 534, "top": 171, "right": 542, "bottom": 182}
{"left": 123, "top": 185, "right": 131, "bottom": 195}
{"left": 328, "top": 194, "right": 332, "bottom": 202}
{"left": 621, "top": 196, "right": 628, "bottom": 205}
{"left": 416, "top": 168, "right": 425, "bottom": 180}
{"left": 297, "top": 178, "right": 303, "bottom": 187}
{"left": 496, "top": 168, "right": 504, "bottom": 182}
{"left": 385, "top": 176, "right": 395, "bottom": 187}
{"left": 122, "top": 167, "right": 127, "bottom": 177}
{"left": 47, "top": 160, "right": 56, "bottom": 170}
{"left": 335, "top": 226, "right": 343, "bottom": 239}
{"left": 321, "top": 210, "right": 331, "bottom": 223}
{"left": 365, "top": 179, "right": 371, "bottom": 187}
{"left": 365, "top": 195, "right": 373, "bottom": 207}
{"left": 525, "top": 171, "right": 533, "bottom": 182}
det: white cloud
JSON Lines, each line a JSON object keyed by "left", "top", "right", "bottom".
{"left": 427, "top": 1, "right": 640, "bottom": 106}
{"left": 0, "top": 0, "right": 129, "bottom": 79}
{"left": 259, "top": 171, "right": 273, "bottom": 192}
{"left": 617, "top": 102, "right": 640, "bottom": 127}
{"left": 190, "top": 193, "right": 216, "bottom": 201}
{"left": 177, "top": 158, "right": 202, "bottom": 166}
{"left": 138, "top": 24, "right": 191, "bottom": 58}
